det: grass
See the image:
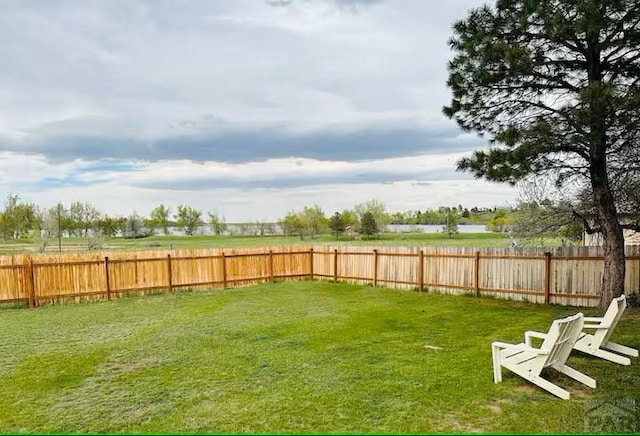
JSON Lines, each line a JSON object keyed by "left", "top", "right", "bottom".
{"left": 0, "top": 232, "right": 517, "bottom": 255}
{"left": 0, "top": 281, "right": 638, "bottom": 433}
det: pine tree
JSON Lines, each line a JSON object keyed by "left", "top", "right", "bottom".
{"left": 360, "top": 212, "right": 378, "bottom": 239}
{"left": 328, "top": 212, "right": 346, "bottom": 240}
{"left": 444, "top": 0, "right": 640, "bottom": 309}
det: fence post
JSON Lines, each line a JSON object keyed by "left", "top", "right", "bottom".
{"left": 543, "top": 252, "right": 552, "bottom": 304}
{"left": 309, "top": 248, "right": 314, "bottom": 279}
{"left": 222, "top": 252, "right": 228, "bottom": 289}
{"left": 105, "top": 256, "right": 111, "bottom": 301}
{"left": 474, "top": 251, "right": 481, "bottom": 297}
{"left": 373, "top": 249, "right": 378, "bottom": 287}
{"left": 25, "top": 257, "right": 36, "bottom": 308}
{"left": 167, "top": 254, "right": 173, "bottom": 293}
{"left": 333, "top": 249, "right": 338, "bottom": 282}
{"left": 418, "top": 250, "right": 424, "bottom": 292}
{"left": 268, "top": 250, "right": 274, "bottom": 282}
{"left": 637, "top": 247, "right": 640, "bottom": 295}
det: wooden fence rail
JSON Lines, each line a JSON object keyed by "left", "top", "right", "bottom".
{"left": 1, "top": 245, "right": 639, "bottom": 308}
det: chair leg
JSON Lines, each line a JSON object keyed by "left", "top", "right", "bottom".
{"left": 604, "top": 342, "right": 639, "bottom": 358}
{"left": 530, "top": 375, "right": 571, "bottom": 400}
{"left": 591, "top": 348, "right": 631, "bottom": 365}
{"left": 557, "top": 364, "right": 596, "bottom": 388}
{"left": 492, "top": 344, "right": 502, "bottom": 383}
{"left": 574, "top": 342, "right": 632, "bottom": 365}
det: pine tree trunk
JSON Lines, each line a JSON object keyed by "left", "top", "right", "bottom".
{"left": 585, "top": 42, "right": 625, "bottom": 312}
{"left": 588, "top": 124, "right": 625, "bottom": 311}
{"left": 592, "top": 178, "right": 625, "bottom": 312}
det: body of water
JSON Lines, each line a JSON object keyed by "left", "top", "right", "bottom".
{"left": 164, "top": 223, "right": 488, "bottom": 235}
{"left": 386, "top": 224, "right": 487, "bottom": 233}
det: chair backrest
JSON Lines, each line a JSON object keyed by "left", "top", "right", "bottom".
{"left": 540, "top": 312, "right": 584, "bottom": 369}
{"left": 596, "top": 294, "right": 627, "bottom": 345}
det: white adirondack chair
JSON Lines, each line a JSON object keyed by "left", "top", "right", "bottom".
{"left": 525, "top": 295, "right": 638, "bottom": 365}
{"left": 571, "top": 295, "right": 637, "bottom": 365}
{"left": 492, "top": 313, "right": 596, "bottom": 400}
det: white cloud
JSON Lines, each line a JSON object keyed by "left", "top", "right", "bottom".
{"left": 15, "top": 176, "right": 516, "bottom": 223}
{"left": 0, "top": 0, "right": 481, "bottom": 137}
{"left": 0, "top": 150, "right": 516, "bottom": 221}
{"left": 0, "top": 0, "right": 517, "bottom": 220}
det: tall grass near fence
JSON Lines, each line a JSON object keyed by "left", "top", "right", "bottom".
{"left": 1, "top": 245, "right": 640, "bottom": 308}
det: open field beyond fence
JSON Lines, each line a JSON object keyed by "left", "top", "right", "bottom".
{"left": 0, "top": 232, "right": 512, "bottom": 255}
{"left": 2, "top": 245, "right": 640, "bottom": 308}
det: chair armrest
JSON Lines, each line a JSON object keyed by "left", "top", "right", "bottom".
{"left": 491, "top": 341, "right": 515, "bottom": 350}
{"left": 583, "top": 316, "right": 613, "bottom": 329}
{"left": 524, "top": 330, "right": 547, "bottom": 347}
{"left": 492, "top": 340, "right": 548, "bottom": 355}
{"left": 583, "top": 317, "right": 604, "bottom": 323}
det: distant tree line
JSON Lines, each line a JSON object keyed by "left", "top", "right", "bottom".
{"left": 0, "top": 196, "right": 216, "bottom": 244}
{"left": 0, "top": 193, "right": 589, "bottom": 246}
{"left": 388, "top": 205, "right": 499, "bottom": 225}
{"left": 280, "top": 200, "right": 390, "bottom": 240}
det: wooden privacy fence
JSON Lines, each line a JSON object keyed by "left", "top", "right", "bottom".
{"left": 0, "top": 247, "right": 312, "bottom": 308}
{"left": 311, "top": 245, "right": 640, "bottom": 307}
{"left": 1, "top": 245, "right": 640, "bottom": 308}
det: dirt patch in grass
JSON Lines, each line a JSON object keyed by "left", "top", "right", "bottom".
{"left": 441, "top": 412, "right": 486, "bottom": 433}
{"left": 100, "top": 357, "right": 165, "bottom": 376}
{"left": 486, "top": 398, "right": 512, "bottom": 414}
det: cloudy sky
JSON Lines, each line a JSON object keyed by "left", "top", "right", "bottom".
{"left": 1, "top": 0, "right": 517, "bottom": 222}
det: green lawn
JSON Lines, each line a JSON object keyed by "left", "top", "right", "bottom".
{"left": 0, "top": 281, "right": 638, "bottom": 433}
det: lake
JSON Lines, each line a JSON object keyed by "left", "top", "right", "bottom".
{"left": 386, "top": 224, "right": 487, "bottom": 233}
{"left": 166, "top": 223, "right": 488, "bottom": 235}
